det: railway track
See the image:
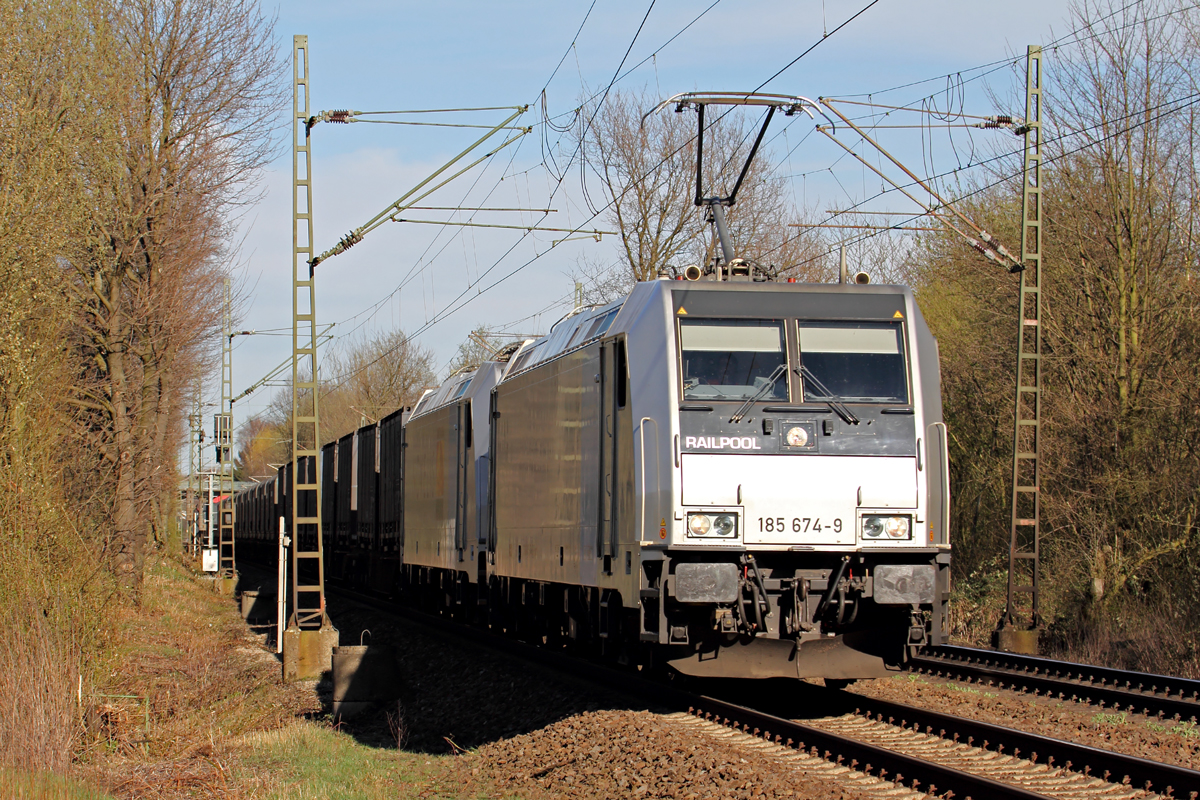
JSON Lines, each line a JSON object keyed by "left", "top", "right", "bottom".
{"left": 824, "top": 692, "right": 1200, "bottom": 798}
{"left": 912, "top": 646, "right": 1200, "bottom": 723}
{"left": 312, "top": 581, "right": 1200, "bottom": 799}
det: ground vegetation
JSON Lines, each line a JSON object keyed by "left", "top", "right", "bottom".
{"left": 0, "top": 0, "right": 283, "bottom": 779}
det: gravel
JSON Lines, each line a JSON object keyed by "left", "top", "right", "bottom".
{"left": 323, "top": 595, "right": 876, "bottom": 799}
{"left": 297, "top": 586, "right": 1199, "bottom": 799}
{"left": 457, "top": 709, "right": 872, "bottom": 800}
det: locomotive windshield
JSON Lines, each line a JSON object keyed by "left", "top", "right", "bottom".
{"left": 680, "top": 319, "right": 788, "bottom": 401}
{"left": 798, "top": 322, "right": 907, "bottom": 403}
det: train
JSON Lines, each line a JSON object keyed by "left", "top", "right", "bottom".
{"left": 235, "top": 271, "right": 951, "bottom": 684}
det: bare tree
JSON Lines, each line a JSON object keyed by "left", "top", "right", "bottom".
{"left": 268, "top": 328, "right": 437, "bottom": 449}
{"left": 1039, "top": 0, "right": 1200, "bottom": 650}
{"left": 234, "top": 414, "right": 287, "bottom": 481}
{"left": 446, "top": 325, "right": 517, "bottom": 374}
{"left": 66, "top": 0, "right": 284, "bottom": 599}
{"left": 910, "top": 0, "right": 1200, "bottom": 672}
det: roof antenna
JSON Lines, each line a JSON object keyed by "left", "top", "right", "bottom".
{"left": 839, "top": 244, "right": 847, "bottom": 284}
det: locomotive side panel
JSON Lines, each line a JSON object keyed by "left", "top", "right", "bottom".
{"left": 491, "top": 345, "right": 600, "bottom": 586}
{"left": 909, "top": 296, "right": 951, "bottom": 642}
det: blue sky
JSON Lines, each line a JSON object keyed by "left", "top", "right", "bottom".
{"left": 225, "top": 0, "right": 1077, "bottom": 430}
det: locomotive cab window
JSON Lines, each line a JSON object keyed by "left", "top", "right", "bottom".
{"left": 797, "top": 322, "right": 907, "bottom": 403}
{"left": 679, "top": 319, "right": 788, "bottom": 402}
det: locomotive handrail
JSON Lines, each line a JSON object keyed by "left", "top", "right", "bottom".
{"left": 638, "top": 416, "right": 661, "bottom": 544}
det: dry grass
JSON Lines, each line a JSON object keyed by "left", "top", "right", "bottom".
{"left": 0, "top": 600, "right": 83, "bottom": 774}
{"left": 946, "top": 560, "right": 1009, "bottom": 648}
{"left": 1044, "top": 599, "right": 1200, "bottom": 680}
{"left": 75, "top": 557, "right": 317, "bottom": 796}
{"left": 0, "top": 484, "right": 102, "bottom": 777}
{"left": 73, "top": 557, "right": 455, "bottom": 799}
{"left": 0, "top": 767, "right": 112, "bottom": 799}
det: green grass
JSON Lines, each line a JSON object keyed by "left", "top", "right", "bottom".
{"left": 234, "top": 724, "right": 457, "bottom": 799}
{"left": 943, "top": 682, "right": 998, "bottom": 698}
{"left": 1145, "top": 719, "right": 1200, "bottom": 738}
{"left": 0, "top": 768, "right": 115, "bottom": 800}
{"left": 1092, "top": 711, "right": 1128, "bottom": 725}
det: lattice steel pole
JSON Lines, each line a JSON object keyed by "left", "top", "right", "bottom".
{"left": 283, "top": 34, "right": 337, "bottom": 681}
{"left": 218, "top": 278, "right": 236, "bottom": 590}
{"left": 999, "top": 45, "right": 1043, "bottom": 655}
{"left": 188, "top": 391, "right": 200, "bottom": 558}
{"left": 194, "top": 382, "right": 206, "bottom": 557}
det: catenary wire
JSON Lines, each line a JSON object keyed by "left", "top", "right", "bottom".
{"left": 322, "top": 0, "right": 884, "bottom": 385}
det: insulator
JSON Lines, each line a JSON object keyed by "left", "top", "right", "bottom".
{"left": 327, "top": 109, "right": 353, "bottom": 124}
{"left": 978, "top": 115, "right": 1019, "bottom": 129}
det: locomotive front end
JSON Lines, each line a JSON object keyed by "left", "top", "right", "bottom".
{"left": 646, "top": 281, "right": 950, "bottom": 680}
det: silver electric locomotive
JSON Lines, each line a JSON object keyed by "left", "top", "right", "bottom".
{"left": 235, "top": 91, "right": 951, "bottom": 683}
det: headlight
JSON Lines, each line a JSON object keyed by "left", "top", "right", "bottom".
{"left": 712, "top": 514, "right": 737, "bottom": 537}
{"left": 861, "top": 515, "right": 911, "bottom": 540}
{"left": 687, "top": 512, "right": 739, "bottom": 538}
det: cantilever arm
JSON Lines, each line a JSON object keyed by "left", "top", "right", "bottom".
{"left": 311, "top": 106, "right": 531, "bottom": 268}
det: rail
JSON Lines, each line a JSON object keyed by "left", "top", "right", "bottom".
{"left": 844, "top": 691, "right": 1200, "bottom": 797}
{"left": 915, "top": 644, "right": 1200, "bottom": 722}
{"left": 318, "top": 579, "right": 1047, "bottom": 799}
{"left": 249, "top": 566, "right": 1197, "bottom": 800}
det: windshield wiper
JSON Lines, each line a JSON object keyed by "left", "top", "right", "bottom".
{"left": 729, "top": 363, "right": 787, "bottom": 423}
{"left": 795, "top": 365, "right": 860, "bottom": 425}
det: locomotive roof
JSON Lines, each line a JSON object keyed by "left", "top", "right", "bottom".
{"left": 665, "top": 277, "right": 914, "bottom": 319}
{"left": 393, "top": 277, "right": 918, "bottom": 427}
